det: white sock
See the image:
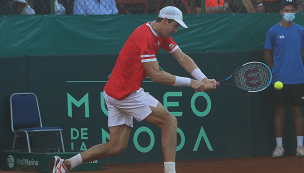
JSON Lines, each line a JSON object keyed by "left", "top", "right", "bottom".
{"left": 297, "top": 136, "right": 303, "bottom": 146}
{"left": 276, "top": 137, "right": 283, "bottom": 147}
{"left": 67, "top": 154, "right": 83, "bottom": 170}
{"left": 164, "top": 162, "right": 176, "bottom": 173}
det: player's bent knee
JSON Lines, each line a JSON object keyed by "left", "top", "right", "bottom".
{"left": 108, "top": 143, "right": 128, "bottom": 156}
{"left": 172, "top": 116, "right": 178, "bottom": 127}
{"left": 161, "top": 114, "right": 177, "bottom": 129}
{"left": 168, "top": 114, "right": 177, "bottom": 126}
{"left": 112, "top": 147, "right": 127, "bottom": 156}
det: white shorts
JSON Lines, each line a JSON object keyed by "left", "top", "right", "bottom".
{"left": 103, "top": 88, "right": 158, "bottom": 127}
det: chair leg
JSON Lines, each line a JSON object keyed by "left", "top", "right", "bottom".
{"left": 12, "top": 134, "right": 17, "bottom": 151}
{"left": 59, "top": 131, "right": 65, "bottom": 152}
{"left": 25, "top": 131, "right": 31, "bottom": 153}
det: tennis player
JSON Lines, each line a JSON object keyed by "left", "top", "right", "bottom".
{"left": 49, "top": 6, "right": 216, "bottom": 173}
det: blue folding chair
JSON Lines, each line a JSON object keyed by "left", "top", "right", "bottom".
{"left": 10, "top": 93, "right": 65, "bottom": 153}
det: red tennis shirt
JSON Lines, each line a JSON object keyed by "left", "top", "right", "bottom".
{"left": 104, "top": 22, "right": 178, "bottom": 100}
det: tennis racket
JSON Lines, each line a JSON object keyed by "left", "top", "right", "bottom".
{"left": 216, "top": 62, "right": 272, "bottom": 92}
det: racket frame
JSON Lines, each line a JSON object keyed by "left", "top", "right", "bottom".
{"left": 216, "top": 62, "right": 272, "bottom": 92}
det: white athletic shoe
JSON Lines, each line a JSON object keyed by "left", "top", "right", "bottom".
{"left": 296, "top": 146, "right": 304, "bottom": 157}
{"left": 272, "top": 146, "right": 284, "bottom": 158}
{"left": 49, "top": 156, "right": 66, "bottom": 173}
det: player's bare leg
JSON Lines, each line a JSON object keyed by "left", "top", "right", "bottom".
{"left": 63, "top": 124, "right": 132, "bottom": 171}
{"left": 291, "top": 105, "right": 303, "bottom": 136}
{"left": 274, "top": 106, "right": 286, "bottom": 137}
{"left": 272, "top": 106, "right": 286, "bottom": 157}
{"left": 144, "top": 102, "right": 177, "bottom": 172}
{"left": 291, "top": 105, "right": 304, "bottom": 156}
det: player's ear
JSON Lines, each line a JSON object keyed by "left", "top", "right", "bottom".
{"left": 162, "top": 18, "right": 168, "bottom": 25}
{"left": 279, "top": 8, "right": 283, "bottom": 16}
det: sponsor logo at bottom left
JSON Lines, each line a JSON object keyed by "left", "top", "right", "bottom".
{"left": 6, "top": 155, "right": 39, "bottom": 168}
{"left": 7, "top": 155, "right": 14, "bottom": 168}
{"left": 16, "top": 158, "right": 39, "bottom": 166}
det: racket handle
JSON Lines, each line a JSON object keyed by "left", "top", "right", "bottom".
{"left": 216, "top": 82, "right": 220, "bottom": 86}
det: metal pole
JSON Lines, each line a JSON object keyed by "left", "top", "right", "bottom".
{"left": 50, "top": 0, "right": 55, "bottom": 14}
{"left": 201, "top": 0, "right": 205, "bottom": 13}
{"left": 190, "top": 0, "right": 195, "bottom": 13}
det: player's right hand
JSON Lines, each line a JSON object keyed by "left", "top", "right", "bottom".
{"left": 190, "top": 79, "right": 205, "bottom": 92}
{"left": 190, "top": 79, "right": 216, "bottom": 92}
{"left": 202, "top": 78, "right": 217, "bottom": 92}
{"left": 202, "top": 82, "right": 216, "bottom": 92}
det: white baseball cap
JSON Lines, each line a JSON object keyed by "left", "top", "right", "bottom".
{"left": 14, "top": 0, "right": 27, "bottom": 3}
{"left": 158, "top": 6, "right": 188, "bottom": 28}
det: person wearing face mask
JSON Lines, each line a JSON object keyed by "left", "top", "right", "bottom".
{"left": 264, "top": 0, "right": 304, "bottom": 158}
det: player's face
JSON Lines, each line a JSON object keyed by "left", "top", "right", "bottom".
{"left": 162, "top": 20, "right": 180, "bottom": 38}
{"left": 280, "top": 4, "right": 296, "bottom": 14}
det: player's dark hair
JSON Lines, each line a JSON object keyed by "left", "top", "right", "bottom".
{"left": 155, "top": 17, "right": 174, "bottom": 23}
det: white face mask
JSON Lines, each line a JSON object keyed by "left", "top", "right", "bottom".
{"left": 283, "top": 13, "right": 295, "bottom": 22}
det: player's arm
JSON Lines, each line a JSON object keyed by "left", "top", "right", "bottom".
{"left": 171, "top": 47, "right": 198, "bottom": 75}
{"left": 143, "top": 61, "right": 206, "bottom": 92}
{"left": 171, "top": 48, "right": 216, "bottom": 90}
{"left": 143, "top": 61, "right": 175, "bottom": 86}
{"left": 264, "top": 48, "right": 273, "bottom": 70}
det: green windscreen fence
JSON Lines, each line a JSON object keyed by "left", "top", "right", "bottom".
{"left": 0, "top": 52, "right": 299, "bottom": 165}
{"left": 1, "top": 13, "right": 303, "bottom": 57}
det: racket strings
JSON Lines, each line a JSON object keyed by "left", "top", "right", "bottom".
{"left": 234, "top": 63, "right": 271, "bottom": 92}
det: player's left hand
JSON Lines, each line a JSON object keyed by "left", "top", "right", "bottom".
{"left": 201, "top": 78, "right": 216, "bottom": 92}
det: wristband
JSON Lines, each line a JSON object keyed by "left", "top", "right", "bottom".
{"left": 191, "top": 68, "right": 206, "bottom": 81}
{"left": 174, "top": 76, "right": 191, "bottom": 87}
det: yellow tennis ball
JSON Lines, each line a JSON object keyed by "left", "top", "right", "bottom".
{"left": 274, "top": 81, "right": 283, "bottom": 90}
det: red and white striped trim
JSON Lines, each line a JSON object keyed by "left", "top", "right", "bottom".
{"left": 169, "top": 45, "right": 179, "bottom": 53}
{"left": 141, "top": 54, "right": 157, "bottom": 63}
{"left": 141, "top": 58, "right": 157, "bottom": 63}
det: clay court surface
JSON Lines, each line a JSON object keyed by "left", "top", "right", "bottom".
{"left": 1, "top": 155, "right": 303, "bottom": 173}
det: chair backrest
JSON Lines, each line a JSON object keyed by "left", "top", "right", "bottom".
{"left": 10, "top": 93, "right": 42, "bottom": 132}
